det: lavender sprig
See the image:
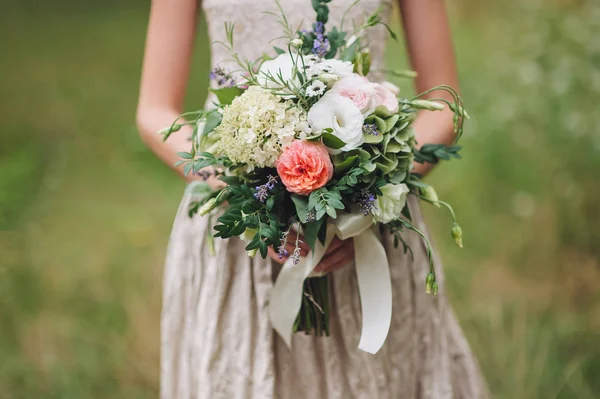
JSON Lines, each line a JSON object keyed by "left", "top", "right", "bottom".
{"left": 253, "top": 175, "right": 279, "bottom": 203}
{"left": 362, "top": 123, "right": 379, "bottom": 136}
{"left": 312, "top": 34, "right": 330, "bottom": 58}
{"left": 210, "top": 67, "right": 236, "bottom": 88}
{"left": 356, "top": 190, "right": 377, "bottom": 216}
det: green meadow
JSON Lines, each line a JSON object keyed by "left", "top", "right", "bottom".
{"left": 0, "top": 1, "right": 598, "bottom": 397}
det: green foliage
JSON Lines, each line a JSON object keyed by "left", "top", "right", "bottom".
{"left": 209, "top": 87, "right": 244, "bottom": 105}
{"left": 1, "top": 1, "right": 599, "bottom": 398}
{"left": 307, "top": 187, "right": 345, "bottom": 220}
{"left": 414, "top": 144, "right": 462, "bottom": 164}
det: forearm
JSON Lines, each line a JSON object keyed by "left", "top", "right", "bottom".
{"left": 411, "top": 106, "right": 456, "bottom": 176}
{"left": 136, "top": 108, "right": 223, "bottom": 188}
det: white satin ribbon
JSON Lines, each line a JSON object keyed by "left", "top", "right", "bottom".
{"left": 268, "top": 213, "right": 393, "bottom": 354}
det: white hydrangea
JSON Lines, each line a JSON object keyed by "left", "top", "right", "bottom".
{"left": 214, "top": 86, "right": 310, "bottom": 169}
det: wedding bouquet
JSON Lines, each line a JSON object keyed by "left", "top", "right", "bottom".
{"left": 162, "top": 0, "right": 468, "bottom": 354}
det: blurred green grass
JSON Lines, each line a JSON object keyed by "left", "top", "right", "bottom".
{"left": 1, "top": 1, "right": 599, "bottom": 398}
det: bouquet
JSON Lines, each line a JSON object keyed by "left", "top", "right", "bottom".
{"left": 161, "top": 0, "right": 468, "bottom": 354}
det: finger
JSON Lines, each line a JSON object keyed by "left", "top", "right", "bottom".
{"left": 285, "top": 231, "right": 310, "bottom": 252}
{"left": 283, "top": 242, "right": 309, "bottom": 257}
{"left": 314, "top": 244, "right": 354, "bottom": 272}
{"left": 283, "top": 231, "right": 310, "bottom": 255}
{"left": 323, "top": 236, "right": 344, "bottom": 255}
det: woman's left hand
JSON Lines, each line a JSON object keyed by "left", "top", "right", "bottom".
{"left": 313, "top": 237, "right": 354, "bottom": 273}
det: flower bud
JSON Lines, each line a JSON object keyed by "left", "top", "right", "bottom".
{"left": 158, "top": 123, "right": 182, "bottom": 136}
{"left": 317, "top": 73, "right": 340, "bottom": 85}
{"left": 425, "top": 272, "right": 434, "bottom": 294}
{"left": 198, "top": 197, "right": 218, "bottom": 216}
{"left": 290, "top": 38, "right": 303, "bottom": 49}
{"left": 451, "top": 222, "right": 463, "bottom": 248}
{"left": 247, "top": 248, "right": 259, "bottom": 258}
{"left": 449, "top": 103, "right": 470, "bottom": 119}
{"left": 432, "top": 282, "right": 439, "bottom": 296}
{"left": 411, "top": 100, "right": 445, "bottom": 111}
{"left": 420, "top": 185, "right": 440, "bottom": 207}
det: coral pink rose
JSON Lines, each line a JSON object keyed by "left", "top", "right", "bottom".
{"left": 276, "top": 140, "right": 333, "bottom": 195}
{"left": 330, "top": 74, "right": 378, "bottom": 116}
{"left": 374, "top": 83, "right": 399, "bottom": 113}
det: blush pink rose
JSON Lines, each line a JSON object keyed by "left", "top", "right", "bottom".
{"left": 330, "top": 74, "right": 378, "bottom": 116}
{"left": 374, "top": 83, "right": 399, "bottom": 113}
{"left": 276, "top": 140, "right": 333, "bottom": 196}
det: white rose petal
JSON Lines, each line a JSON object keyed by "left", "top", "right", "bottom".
{"left": 258, "top": 54, "right": 299, "bottom": 90}
{"left": 372, "top": 183, "right": 410, "bottom": 224}
{"left": 307, "top": 92, "right": 364, "bottom": 152}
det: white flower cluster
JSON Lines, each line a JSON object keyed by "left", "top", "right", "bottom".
{"left": 214, "top": 86, "right": 310, "bottom": 169}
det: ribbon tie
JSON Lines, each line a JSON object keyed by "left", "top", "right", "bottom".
{"left": 268, "top": 213, "right": 393, "bottom": 354}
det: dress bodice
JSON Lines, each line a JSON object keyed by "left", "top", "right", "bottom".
{"left": 202, "top": 0, "right": 393, "bottom": 81}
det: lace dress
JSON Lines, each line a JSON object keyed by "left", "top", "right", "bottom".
{"left": 161, "top": 0, "right": 490, "bottom": 397}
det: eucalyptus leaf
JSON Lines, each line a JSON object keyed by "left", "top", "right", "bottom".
{"left": 321, "top": 132, "right": 346, "bottom": 150}
{"left": 333, "top": 155, "right": 358, "bottom": 175}
{"left": 384, "top": 114, "right": 400, "bottom": 133}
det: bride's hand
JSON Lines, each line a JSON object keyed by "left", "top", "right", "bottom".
{"left": 313, "top": 237, "right": 354, "bottom": 273}
{"left": 267, "top": 233, "right": 354, "bottom": 272}
{"left": 267, "top": 230, "right": 310, "bottom": 265}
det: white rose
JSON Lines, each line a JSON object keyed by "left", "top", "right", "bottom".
{"left": 258, "top": 54, "right": 299, "bottom": 90}
{"left": 307, "top": 92, "right": 364, "bottom": 152}
{"left": 330, "top": 74, "right": 378, "bottom": 116}
{"left": 372, "top": 183, "right": 410, "bottom": 224}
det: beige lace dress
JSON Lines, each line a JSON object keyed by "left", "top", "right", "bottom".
{"left": 161, "top": 0, "right": 490, "bottom": 398}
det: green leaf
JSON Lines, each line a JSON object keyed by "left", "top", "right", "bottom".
{"left": 259, "top": 240, "right": 268, "bottom": 258}
{"left": 291, "top": 194, "right": 309, "bottom": 223}
{"left": 384, "top": 115, "right": 400, "bottom": 133}
{"left": 333, "top": 155, "right": 358, "bottom": 175}
{"left": 375, "top": 154, "right": 399, "bottom": 174}
{"left": 340, "top": 39, "right": 360, "bottom": 62}
{"left": 177, "top": 152, "right": 194, "bottom": 160}
{"left": 210, "top": 87, "right": 243, "bottom": 105}
{"left": 373, "top": 105, "right": 394, "bottom": 118}
{"left": 321, "top": 132, "right": 346, "bottom": 150}
{"left": 203, "top": 110, "right": 222, "bottom": 135}
{"left": 183, "top": 163, "right": 193, "bottom": 176}
{"left": 317, "top": 222, "right": 328, "bottom": 246}
{"left": 303, "top": 217, "right": 325, "bottom": 252}
{"left": 266, "top": 196, "right": 275, "bottom": 211}
{"left": 273, "top": 46, "right": 285, "bottom": 55}
{"left": 174, "top": 160, "right": 186, "bottom": 167}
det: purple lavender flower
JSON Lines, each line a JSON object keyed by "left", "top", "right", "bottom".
{"left": 253, "top": 175, "right": 279, "bottom": 203}
{"left": 356, "top": 190, "right": 377, "bottom": 216}
{"left": 362, "top": 123, "right": 379, "bottom": 136}
{"left": 305, "top": 211, "right": 316, "bottom": 223}
{"left": 313, "top": 22, "right": 324, "bottom": 34}
{"left": 254, "top": 185, "right": 269, "bottom": 202}
{"left": 277, "top": 245, "right": 289, "bottom": 260}
{"left": 312, "top": 34, "right": 330, "bottom": 58}
{"left": 210, "top": 67, "right": 236, "bottom": 88}
{"left": 291, "top": 247, "right": 302, "bottom": 265}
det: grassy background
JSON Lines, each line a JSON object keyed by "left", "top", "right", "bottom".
{"left": 1, "top": 0, "right": 599, "bottom": 397}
